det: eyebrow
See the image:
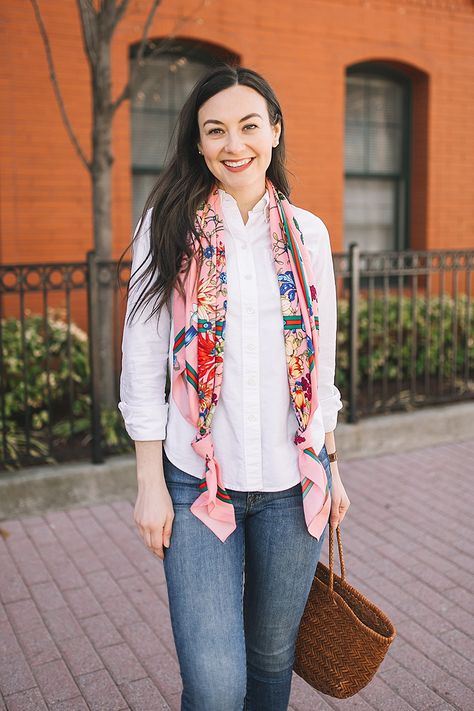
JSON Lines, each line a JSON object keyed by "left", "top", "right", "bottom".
{"left": 203, "top": 113, "right": 263, "bottom": 127}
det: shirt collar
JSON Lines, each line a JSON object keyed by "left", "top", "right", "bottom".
{"left": 218, "top": 187, "right": 270, "bottom": 217}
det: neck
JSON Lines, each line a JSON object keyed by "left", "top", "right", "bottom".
{"left": 217, "top": 178, "right": 267, "bottom": 225}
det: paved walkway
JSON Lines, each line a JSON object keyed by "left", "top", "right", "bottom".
{"left": 1, "top": 438, "right": 473, "bottom": 711}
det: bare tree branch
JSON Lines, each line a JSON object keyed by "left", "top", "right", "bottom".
{"left": 113, "top": 0, "right": 131, "bottom": 28}
{"left": 155, "top": 0, "right": 212, "bottom": 44}
{"left": 110, "top": 0, "right": 161, "bottom": 114}
{"left": 98, "top": 0, "right": 120, "bottom": 40}
{"left": 76, "top": 0, "right": 99, "bottom": 66}
{"left": 30, "top": 0, "right": 91, "bottom": 171}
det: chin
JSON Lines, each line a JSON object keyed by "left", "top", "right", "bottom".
{"left": 218, "top": 170, "right": 266, "bottom": 188}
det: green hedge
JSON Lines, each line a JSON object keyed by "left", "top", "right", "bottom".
{"left": 1, "top": 309, "right": 128, "bottom": 469}
{"left": 2, "top": 295, "right": 472, "bottom": 467}
{"left": 335, "top": 294, "right": 474, "bottom": 390}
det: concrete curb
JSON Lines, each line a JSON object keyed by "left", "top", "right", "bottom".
{"left": 336, "top": 400, "right": 474, "bottom": 459}
{"left": 1, "top": 400, "right": 473, "bottom": 520}
{"left": 0, "top": 456, "right": 137, "bottom": 521}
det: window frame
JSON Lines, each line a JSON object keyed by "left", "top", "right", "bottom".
{"left": 344, "top": 62, "right": 412, "bottom": 253}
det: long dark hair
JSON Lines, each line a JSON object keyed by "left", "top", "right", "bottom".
{"left": 117, "top": 63, "right": 291, "bottom": 327}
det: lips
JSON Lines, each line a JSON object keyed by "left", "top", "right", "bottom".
{"left": 221, "top": 157, "right": 255, "bottom": 172}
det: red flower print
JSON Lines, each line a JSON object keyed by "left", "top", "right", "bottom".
{"left": 199, "top": 331, "right": 221, "bottom": 381}
{"left": 301, "top": 373, "right": 312, "bottom": 399}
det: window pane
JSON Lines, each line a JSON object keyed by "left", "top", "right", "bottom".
{"left": 131, "top": 58, "right": 172, "bottom": 109}
{"left": 346, "top": 77, "right": 365, "bottom": 122}
{"left": 344, "top": 178, "right": 396, "bottom": 252}
{"left": 132, "top": 173, "right": 159, "bottom": 229}
{"left": 345, "top": 123, "right": 365, "bottom": 173}
{"left": 345, "top": 78, "right": 365, "bottom": 172}
{"left": 368, "top": 78, "right": 402, "bottom": 124}
{"left": 172, "top": 60, "right": 213, "bottom": 104}
{"left": 345, "top": 74, "right": 403, "bottom": 175}
{"left": 367, "top": 124, "right": 402, "bottom": 173}
{"left": 131, "top": 108, "right": 177, "bottom": 168}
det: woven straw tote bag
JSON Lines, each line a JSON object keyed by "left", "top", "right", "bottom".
{"left": 293, "top": 524, "right": 397, "bottom": 698}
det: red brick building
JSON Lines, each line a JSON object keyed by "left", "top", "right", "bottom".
{"left": 0, "top": 0, "right": 473, "bottom": 265}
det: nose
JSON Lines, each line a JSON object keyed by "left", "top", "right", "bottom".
{"left": 223, "top": 131, "right": 246, "bottom": 154}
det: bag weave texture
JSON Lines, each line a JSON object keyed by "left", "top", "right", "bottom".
{"left": 294, "top": 524, "right": 397, "bottom": 698}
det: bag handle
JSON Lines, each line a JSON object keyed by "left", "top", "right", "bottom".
{"left": 328, "top": 524, "right": 346, "bottom": 595}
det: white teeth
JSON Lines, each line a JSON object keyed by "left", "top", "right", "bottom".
{"left": 223, "top": 158, "right": 253, "bottom": 167}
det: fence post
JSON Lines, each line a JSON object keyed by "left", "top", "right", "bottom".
{"left": 349, "top": 242, "right": 360, "bottom": 423}
{"left": 87, "top": 250, "right": 104, "bottom": 464}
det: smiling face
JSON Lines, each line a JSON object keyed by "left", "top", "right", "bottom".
{"left": 196, "top": 84, "right": 281, "bottom": 198}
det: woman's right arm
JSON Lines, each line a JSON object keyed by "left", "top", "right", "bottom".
{"left": 134, "top": 439, "right": 174, "bottom": 559}
{"left": 118, "top": 209, "right": 174, "bottom": 559}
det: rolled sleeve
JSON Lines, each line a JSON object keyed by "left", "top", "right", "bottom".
{"left": 118, "top": 208, "right": 171, "bottom": 441}
{"left": 309, "top": 217, "right": 344, "bottom": 432}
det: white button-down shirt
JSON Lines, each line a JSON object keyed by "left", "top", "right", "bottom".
{"left": 118, "top": 188, "right": 343, "bottom": 491}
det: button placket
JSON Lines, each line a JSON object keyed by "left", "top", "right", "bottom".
{"left": 232, "top": 229, "right": 263, "bottom": 489}
{"left": 220, "top": 198, "right": 266, "bottom": 489}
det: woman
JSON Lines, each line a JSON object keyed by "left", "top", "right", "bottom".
{"left": 118, "top": 64, "right": 350, "bottom": 711}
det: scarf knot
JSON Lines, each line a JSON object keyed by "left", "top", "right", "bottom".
{"left": 191, "top": 432, "right": 214, "bottom": 459}
{"left": 189, "top": 432, "right": 236, "bottom": 540}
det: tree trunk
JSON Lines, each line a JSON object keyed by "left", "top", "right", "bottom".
{"left": 32, "top": 0, "right": 168, "bottom": 443}
{"left": 91, "top": 37, "right": 115, "bottom": 408}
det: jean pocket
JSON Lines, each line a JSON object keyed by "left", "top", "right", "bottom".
{"left": 163, "top": 453, "right": 202, "bottom": 508}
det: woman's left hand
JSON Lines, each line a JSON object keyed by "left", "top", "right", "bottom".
{"left": 329, "top": 464, "right": 351, "bottom": 528}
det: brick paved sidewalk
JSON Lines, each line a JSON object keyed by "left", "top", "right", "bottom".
{"left": 1, "top": 438, "right": 473, "bottom": 711}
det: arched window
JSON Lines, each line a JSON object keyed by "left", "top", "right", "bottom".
{"left": 129, "top": 41, "right": 238, "bottom": 225}
{"left": 344, "top": 64, "right": 411, "bottom": 252}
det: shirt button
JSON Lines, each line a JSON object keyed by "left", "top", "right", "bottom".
{"left": 248, "top": 414, "right": 256, "bottom": 422}
{"left": 246, "top": 306, "right": 255, "bottom": 314}
{"left": 248, "top": 378, "right": 256, "bottom": 386}
{"left": 244, "top": 274, "right": 252, "bottom": 280}
{"left": 241, "top": 243, "right": 248, "bottom": 250}
{"left": 248, "top": 343, "right": 256, "bottom": 351}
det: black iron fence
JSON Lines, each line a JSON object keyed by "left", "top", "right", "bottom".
{"left": 334, "top": 246, "right": 473, "bottom": 422}
{"left": 1, "top": 246, "right": 473, "bottom": 470}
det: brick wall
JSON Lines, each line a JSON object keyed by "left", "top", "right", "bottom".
{"left": 0, "top": 0, "right": 473, "bottom": 266}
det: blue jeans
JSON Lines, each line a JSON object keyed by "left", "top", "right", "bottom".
{"left": 162, "top": 445, "right": 333, "bottom": 711}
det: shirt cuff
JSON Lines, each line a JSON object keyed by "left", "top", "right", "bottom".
{"left": 318, "top": 386, "right": 344, "bottom": 432}
{"left": 117, "top": 401, "right": 169, "bottom": 441}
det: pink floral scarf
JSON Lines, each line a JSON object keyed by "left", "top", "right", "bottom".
{"left": 172, "top": 177, "right": 331, "bottom": 542}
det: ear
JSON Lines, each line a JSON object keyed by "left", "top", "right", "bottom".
{"left": 272, "top": 120, "right": 282, "bottom": 147}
